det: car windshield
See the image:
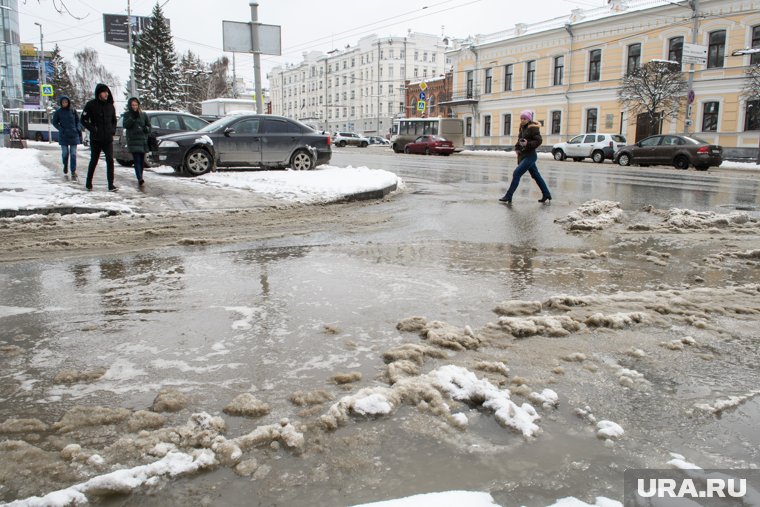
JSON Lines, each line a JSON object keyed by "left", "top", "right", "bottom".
{"left": 681, "top": 136, "right": 708, "bottom": 145}
{"left": 198, "top": 115, "right": 246, "bottom": 133}
{"left": 431, "top": 136, "right": 447, "bottom": 142}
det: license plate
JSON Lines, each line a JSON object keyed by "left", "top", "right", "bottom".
{"left": 113, "top": 136, "right": 120, "bottom": 142}
{"left": 159, "top": 155, "right": 167, "bottom": 161}
{"left": 711, "top": 149, "right": 720, "bottom": 154}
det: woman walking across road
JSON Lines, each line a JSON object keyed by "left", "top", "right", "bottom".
{"left": 499, "top": 110, "right": 552, "bottom": 204}
{"left": 52, "top": 96, "right": 82, "bottom": 179}
{"left": 122, "top": 97, "right": 151, "bottom": 186}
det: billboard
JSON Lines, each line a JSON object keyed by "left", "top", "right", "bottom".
{"left": 20, "top": 44, "right": 53, "bottom": 107}
{"left": 103, "top": 14, "right": 157, "bottom": 49}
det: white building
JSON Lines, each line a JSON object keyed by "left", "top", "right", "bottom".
{"left": 268, "top": 31, "right": 450, "bottom": 136}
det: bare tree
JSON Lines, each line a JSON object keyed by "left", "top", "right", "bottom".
{"left": 618, "top": 60, "right": 688, "bottom": 135}
{"left": 70, "top": 48, "right": 118, "bottom": 108}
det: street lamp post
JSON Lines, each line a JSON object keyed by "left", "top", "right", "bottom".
{"left": 0, "top": 3, "right": 10, "bottom": 148}
{"left": 33, "top": 21, "right": 51, "bottom": 143}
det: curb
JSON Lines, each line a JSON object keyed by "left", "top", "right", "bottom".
{"left": 341, "top": 182, "right": 398, "bottom": 202}
{"left": 0, "top": 207, "right": 122, "bottom": 219}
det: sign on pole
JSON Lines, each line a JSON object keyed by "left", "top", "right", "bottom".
{"left": 417, "top": 100, "right": 426, "bottom": 112}
{"left": 419, "top": 82, "right": 427, "bottom": 91}
{"left": 103, "top": 14, "right": 155, "bottom": 49}
{"left": 682, "top": 43, "right": 707, "bottom": 65}
{"left": 222, "top": 20, "right": 281, "bottom": 55}
{"left": 40, "top": 84, "right": 54, "bottom": 97}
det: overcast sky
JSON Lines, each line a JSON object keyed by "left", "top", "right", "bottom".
{"left": 17, "top": 0, "right": 607, "bottom": 95}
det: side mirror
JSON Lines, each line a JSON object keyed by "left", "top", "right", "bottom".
{"left": 636, "top": 142, "right": 642, "bottom": 147}
{"left": 224, "top": 127, "right": 235, "bottom": 137}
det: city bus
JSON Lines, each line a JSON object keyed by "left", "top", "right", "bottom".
{"left": 6, "top": 108, "right": 59, "bottom": 142}
{"left": 390, "top": 117, "right": 465, "bottom": 153}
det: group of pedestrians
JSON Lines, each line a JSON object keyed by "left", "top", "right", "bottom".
{"left": 49, "top": 83, "right": 150, "bottom": 191}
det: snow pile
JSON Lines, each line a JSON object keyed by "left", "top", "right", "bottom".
{"left": 397, "top": 317, "right": 480, "bottom": 351}
{"left": 529, "top": 389, "right": 559, "bottom": 408}
{"left": 667, "top": 453, "right": 702, "bottom": 470}
{"left": 319, "top": 365, "right": 543, "bottom": 438}
{"left": 5, "top": 450, "right": 216, "bottom": 507}
{"left": 493, "top": 300, "right": 543, "bottom": 316}
{"left": 596, "top": 420, "right": 624, "bottom": 441}
{"left": 196, "top": 165, "right": 399, "bottom": 203}
{"left": 547, "top": 497, "right": 622, "bottom": 507}
{"left": 495, "top": 315, "right": 583, "bottom": 338}
{"left": 555, "top": 200, "right": 623, "bottom": 231}
{"left": 663, "top": 208, "right": 753, "bottom": 230}
{"left": 693, "top": 389, "right": 760, "bottom": 415}
{"left": 223, "top": 393, "right": 270, "bottom": 418}
{"left": 351, "top": 490, "right": 501, "bottom": 506}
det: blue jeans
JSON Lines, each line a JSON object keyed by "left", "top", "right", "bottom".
{"left": 504, "top": 152, "right": 551, "bottom": 200}
{"left": 133, "top": 152, "right": 145, "bottom": 181}
{"left": 61, "top": 145, "right": 77, "bottom": 172}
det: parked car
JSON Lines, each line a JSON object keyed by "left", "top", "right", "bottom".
{"left": 613, "top": 134, "right": 722, "bottom": 171}
{"left": 333, "top": 132, "right": 369, "bottom": 147}
{"left": 552, "top": 133, "right": 627, "bottom": 163}
{"left": 368, "top": 136, "right": 390, "bottom": 145}
{"left": 403, "top": 135, "right": 455, "bottom": 156}
{"left": 114, "top": 111, "right": 209, "bottom": 167}
{"left": 156, "top": 114, "right": 332, "bottom": 176}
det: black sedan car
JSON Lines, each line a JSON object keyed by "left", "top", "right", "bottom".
{"left": 614, "top": 134, "right": 722, "bottom": 171}
{"left": 156, "top": 114, "right": 332, "bottom": 176}
{"left": 114, "top": 111, "right": 209, "bottom": 167}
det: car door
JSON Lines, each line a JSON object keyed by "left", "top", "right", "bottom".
{"left": 578, "top": 135, "right": 597, "bottom": 157}
{"left": 653, "top": 135, "right": 681, "bottom": 164}
{"left": 260, "top": 118, "right": 302, "bottom": 165}
{"left": 150, "top": 114, "right": 183, "bottom": 138}
{"left": 564, "top": 135, "right": 584, "bottom": 157}
{"left": 215, "top": 117, "right": 261, "bottom": 166}
{"left": 633, "top": 135, "right": 663, "bottom": 164}
{"left": 179, "top": 115, "right": 208, "bottom": 133}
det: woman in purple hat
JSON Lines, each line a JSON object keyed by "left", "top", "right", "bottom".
{"left": 499, "top": 110, "right": 552, "bottom": 204}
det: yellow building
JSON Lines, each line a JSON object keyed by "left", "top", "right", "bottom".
{"left": 444, "top": 0, "right": 760, "bottom": 159}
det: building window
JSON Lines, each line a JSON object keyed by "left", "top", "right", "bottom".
{"left": 751, "top": 25, "right": 760, "bottom": 65}
{"left": 466, "top": 70, "right": 474, "bottom": 98}
{"left": 484, "top": 115, "right": 491, "bottom": 136}
{"left": 526, "top": 60, "right": 536, "bottom": 89}
{"left": 551, "top": 111, "right": 561, "bottom": 135}
{"left": 414, "top": 50, "right": 419, "bottom": 61}
{"left": 503, "top": 114, "right": 512, "bottom": 136}
{"left": 745, "top": 100, "right": 760, "bottom": 130}
{"left": 707, "top": 30, "right": 725, "bottom": 68}
{"left": 627, "top": 43, "right": 641, "bottom": 74}
{"left": 484, "top": 68, "right": 492, "bottom": 94}
{"left": 429, "top": 95, "right": 435, "bottom": 113}
{"left": 586, "top": 108, "right": 598, "bottom": 133}
{"left": 702, "top": 101, "right": 719, "bottom": 131}
{"left": 668, "top": 37, "right": 683, "bottom": 67}
{"left": 466, "top": 117, "right": 472, "bottom": 137}
{"left": 504, "top": 64, "right": 513, "bottom": 91}
{"left": 588, "top": 49, "right": 601, "bottom": 81}
{"left": 553, "top": 56, "right": 564, "bottom": 86}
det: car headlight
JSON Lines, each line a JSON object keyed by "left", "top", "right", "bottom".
{"left": 159, "top": 140, "right": 179, "bottom": 148}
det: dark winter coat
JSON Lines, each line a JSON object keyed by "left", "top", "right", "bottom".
{"left": 122, "top": 109, "right": 151, "bottom": 154}
{"left": 80, "top": 83, "right": 117, "bottom": 144}
{"left": 515, "top": 120, "right": 542, "bottom": 160}
{"left": 52, "top": 96, "right": 81, "bottom": 146}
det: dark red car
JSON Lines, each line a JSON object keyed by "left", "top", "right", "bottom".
{"left": 403, "top": 135, "right": 454, "bottom": 156}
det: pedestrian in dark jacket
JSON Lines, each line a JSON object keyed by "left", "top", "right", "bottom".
{"left": 122, "top": 97, "right": 151, "bottom": 186}
{"left": 52, "top": 96, "right": 81, "bottom": 179}
{"left": 499, "top": 110, "right": 552, "bottom": 204}
{"left": 80, "top": 83, "right": 118, "bottom": 191}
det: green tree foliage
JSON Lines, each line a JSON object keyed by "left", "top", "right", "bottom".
{"left": 49, "top": 45, "right": 76, "bottom": 104}
{"left": 133, "top": 3, "right": 180, "bottom": 109}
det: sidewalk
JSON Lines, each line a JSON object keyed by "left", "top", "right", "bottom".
{"left": 0, "top": 146, "right": 401, "bottom": 218}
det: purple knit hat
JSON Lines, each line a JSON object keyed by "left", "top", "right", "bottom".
{"left": 520, "top": 110, "right": 533, "bottom": 121}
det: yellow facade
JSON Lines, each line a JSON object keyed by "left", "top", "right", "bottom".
{"left": 445, "top": 0, "right": 760, "bottom": 154}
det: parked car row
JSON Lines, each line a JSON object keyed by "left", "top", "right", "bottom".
{"left": 552, "top": 133, "right": 722, "bottom": 170}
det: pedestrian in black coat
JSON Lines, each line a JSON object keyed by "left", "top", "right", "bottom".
{"left": 52, "top": 96, "right": 81, "bottom": 178}
{"left": 80, "top": 83, "right": 118, "bottom": 191}
{"left": 122, "top": 97, "right": 151, "bottom": 186}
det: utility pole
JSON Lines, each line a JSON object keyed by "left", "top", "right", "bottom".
{"left": 377, "top": 39, "right": 381, "bottom": 134}
{"left": 250, "top": 1, "right": 263, "bottom": 114}
{"left": 232, "top": 53, "right": 237, "bottom": 98}
{"left": 34, "top": 22, "right": 51, "bottom": 142}
{"left": 128, "top": 0, "right": 136, "bottom": 98}
{"left": 683, "top": 0, "right": 699, "bottom": 134}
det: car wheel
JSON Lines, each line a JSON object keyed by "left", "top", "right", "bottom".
{"left": 360, "top": 141, "right": 368, "bottom": 148}
{"left": 116, "top": 158, "right": 134, "bottom": 167}
{"left": 617, "top": 153, "right": 632, "bottom": 166}
{"left": 35, "top": 132, "right": 43, "bottom": 142}
{"left": 673, "top": 155, "right": 689, "bottom": 170}
{"left": 592, "top": 150, "right": 605, "bottom": 163}
{"left": 392, "top": 144, "right": 402, "bottom": 153}
{"left": 404, "top": 147, "right": 411, "bottom": 154}
{"left": 338, "top": 140, "right": 346, "bottom": 147}
{"left": 291, "top": 149, "right": 314, "bottom": 171}
{"left": 553, "top": 149, "right": 566, "bottom": 161}
{"left": 184, "top": 147, "right": 214, "bottom": 176}
{"left": 572, "top": 157, "right": 584, "bottom": 162}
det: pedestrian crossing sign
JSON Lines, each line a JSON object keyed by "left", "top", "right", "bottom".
{"left": 416, "top": 100, "right": 426, "bottom": 112}
{"left": 40, "top": 84, "right": 54, "bottom": 97}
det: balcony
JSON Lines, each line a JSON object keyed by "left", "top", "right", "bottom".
{"left": 439, "top": 88, "right": 479, "bottom": 107}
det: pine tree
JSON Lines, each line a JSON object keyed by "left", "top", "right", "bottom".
{"left": 133, "top": 3, "right": 180, "bottom": 109}
{"left": 49, "top": 44, "right": 75, "bottom": 105}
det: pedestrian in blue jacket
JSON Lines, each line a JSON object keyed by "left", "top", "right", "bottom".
{"left": 51, "top": 96, "right": 81, "bottom": 179}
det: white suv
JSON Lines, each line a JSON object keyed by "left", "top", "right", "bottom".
{"left": 333, "top": 132, "right": 369, "bottom": 148}
{"left": 552, "top": 133, "right": 627, "bottom": 163}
